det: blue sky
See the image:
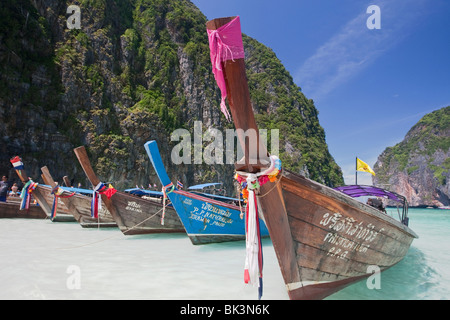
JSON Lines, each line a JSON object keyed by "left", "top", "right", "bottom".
{"left": 192, "top": 0, "right": 450, "bottom": 185}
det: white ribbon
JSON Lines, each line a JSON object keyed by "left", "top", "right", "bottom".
{"left": 244, "top": 174, "right": 260, "bottom": 288}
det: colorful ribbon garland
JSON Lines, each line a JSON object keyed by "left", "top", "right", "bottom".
{"left": 235, "top": 155, "right": 282, "bottom": 201}
{"left": 50, "top": 186, "right": 75, "bottom": 220}
{"left": 235, "top": 155, "right": 282, "bottom": 300}
{"left": 244, "top": 174, "right": 264, "bottom": 300}
{"left": 91, "top": 182, "right": 117, "bottom": 218}
{"left": 20, "top": 180, "right": 38, "bottom": 210}
{"left": 92, "top": 182, "right": 107, "bottom": 218}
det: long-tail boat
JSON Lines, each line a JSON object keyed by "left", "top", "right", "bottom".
{"left": 0, "top": 197, "right": 46, "bottom": 219}
{"left": 206, "top": 16, "right": 418, "bottom": 300}
{"left": 144, "top": 140, "right": 269, "bottom": 245}
{"left": 73, "top": 146, "right": 185, "bottom": 235}
{"left": 40, "top": 166, "right": 117, "bottom": 228}
{"left": 10, "top": 156, "right": 75, "bottom": 222}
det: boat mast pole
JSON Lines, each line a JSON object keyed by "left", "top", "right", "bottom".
{"left": 355, "top": 157, "right": 358, "bottom": 185}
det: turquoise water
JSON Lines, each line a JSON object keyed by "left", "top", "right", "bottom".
{"left": 327, "top": 208, "right": 450, "bottom": 300}
{"left": 0, "top": 207, "right": 448, "bottom": 300}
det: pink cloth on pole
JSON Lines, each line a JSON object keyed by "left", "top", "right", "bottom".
{"left": 207, "top": 16, "right": 245, "bottom": 121}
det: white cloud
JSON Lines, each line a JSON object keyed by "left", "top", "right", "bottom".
{"left": 294, "top": 0, "right": 429, "bottom": 101}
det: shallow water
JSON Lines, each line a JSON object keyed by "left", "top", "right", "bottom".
{"left": 327, "top": 208, "right": 450, "bottom": 300}
{"left": 0, "top": 218, "right": 287, "bottom": 300}
{"left": 0, "top": 208, "right": 448, "bottom": 300}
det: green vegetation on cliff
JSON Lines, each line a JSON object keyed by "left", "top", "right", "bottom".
{"left": 376, "top": 106, "right": 450, "bottom": 183}
{"left": 1, "top": 0, "right": 344, "bottom": 190}
{"left": 374, "top": 106, "right": 449, "bottom": 206}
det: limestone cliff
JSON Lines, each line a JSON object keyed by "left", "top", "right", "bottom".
{"left": 0, "top": 0, "right": 343, "bottom": 193}
{"left": 373, "top": 106, "right": 450, "bottom": 207}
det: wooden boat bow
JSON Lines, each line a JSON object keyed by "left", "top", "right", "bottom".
{"left": 11, "top": 160, "right": 53, "bottom": 215}
{"left": 73, "top": 146, "right": 118, "bottom": 220}
{"left": 206, "top": 16, "right": 301, "bottom": 297}
{"left": 73, "top": 146, "right": 102, "bottom": 187}
{"left": 206, "top": 16, "right": 417, "bottom": 300}
{"left": 73, "top": 146, "right": 184, "bottom": 234}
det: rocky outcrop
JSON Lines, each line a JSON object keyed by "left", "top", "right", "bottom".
{"left": 0, "top": 0, "right": 343, "bottom": 194}
{"left": 373, "top": 106, "right": 450, "bottom": 207}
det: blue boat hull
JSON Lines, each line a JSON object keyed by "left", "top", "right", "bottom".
{"left": 144, "top": 140, "right": 269, "bottom": 245}
{"left": 168, "top": 189, "right": 269, "bottom": 244}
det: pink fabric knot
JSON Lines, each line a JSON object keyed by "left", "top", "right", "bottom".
{"left": 207, "top": 16, "right": 245, "bottom": 121}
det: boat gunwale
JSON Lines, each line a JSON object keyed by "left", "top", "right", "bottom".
{"left": 282, "top": 170, "right": 419, "bottom": 239}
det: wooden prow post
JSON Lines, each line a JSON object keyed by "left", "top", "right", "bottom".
{"left": 206, "top": 17, "right": 301, "bottom": 294}
{"left": 41, "top": 173, "right": 51, "bottom": 186}
{"left": 41, "top": 166, "right": 80, "bottom": 221}
{"left": 63, "top": 176, "right": 72, "bottom": 187}
{"left": 41, "top": 167, "right": 58, "bottom": 188}
{"left": 73, "top": 146, "right": 101, "bottom": 187}
{"left": 206, "top": 17, "right": 270, "bottom": 173}
{"left": 73, "top": 146, "right": 120, "bottom": 223}
{"left": 12, "top": 162, "right": 53, "bottom": 215}
{"left": 15, "top": 167, "right": 30, "bottom": 185}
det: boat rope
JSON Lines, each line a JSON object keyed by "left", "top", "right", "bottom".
{"left": 161, "top": 182, "right": 174, "bottom": 225}
{"left": 50, "top": 185, "right": 75, "bottom": 221}
{"left": 235, "top": 155, "right": 281, "bottom": 189}
{"left": 122, "top": 202, "right": 167, "bottom": 235}
{"left": 56, "top": 202, "right": 169, "bottom": 250}
{"left": 255, "top": 175, "right": 282, "bottom": 198}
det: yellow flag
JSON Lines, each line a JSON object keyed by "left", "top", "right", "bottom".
{"left": 356, "top": 158, "right": 376, "bottom": 176}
